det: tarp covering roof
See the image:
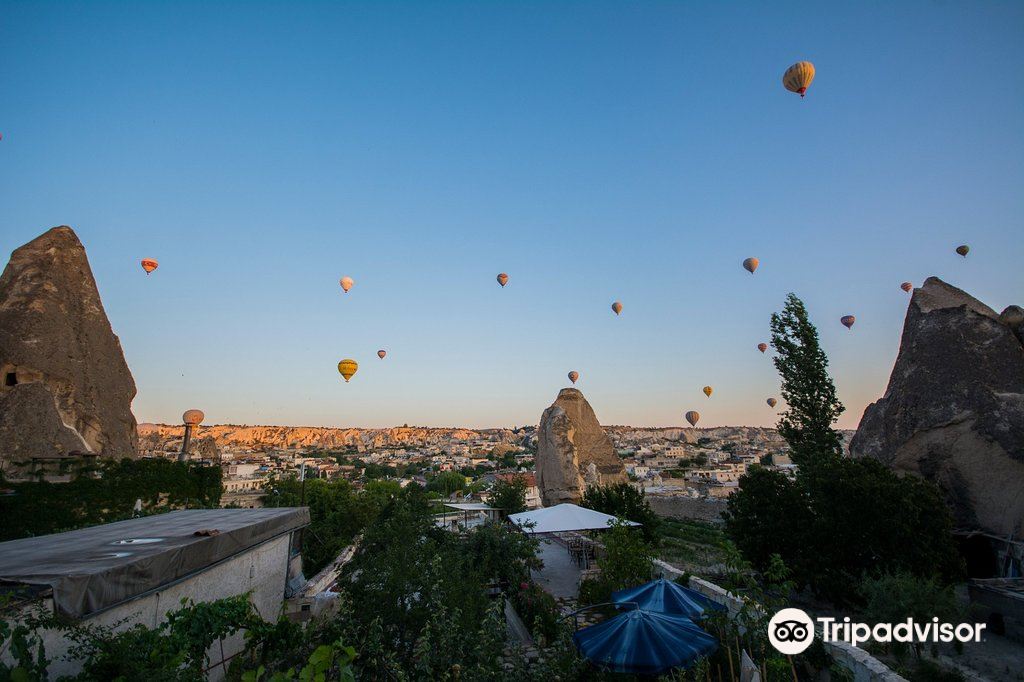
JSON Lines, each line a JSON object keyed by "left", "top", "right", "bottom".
{"left": 572, "top": 609, "right": 718, "bottom": 675}
{"left": 612, "top": 579, "right": 727, "bottom": 620}
{"left": 0, "top": 508, "right": 309, "bottom": 619}
{"left": 507, "top": 503, "right": 640, "bottom": 534}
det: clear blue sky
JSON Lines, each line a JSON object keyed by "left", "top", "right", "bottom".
{"left": 2, "top": 1, "right": 1021, "bottom": 429}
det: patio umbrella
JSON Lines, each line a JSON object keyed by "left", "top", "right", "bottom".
{"left": 572, "top": 609, "right": 718, "bottom": 675}
{"left": 612, "top": 578, "right": 726, "bottom": 620}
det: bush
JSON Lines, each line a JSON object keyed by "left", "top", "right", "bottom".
{"left": 581, "top": 482, "right": 660, "bottom": 543}
{"left": 0, "top": 459, "right": 222, "bottom": 540}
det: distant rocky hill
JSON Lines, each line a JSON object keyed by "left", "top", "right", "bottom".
{"left": 138, "top": 423, "right": 518, "bottom": 452}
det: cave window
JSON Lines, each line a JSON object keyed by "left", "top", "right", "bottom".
{"left": 5, "top": 372, "right": 16, "bottom": 387}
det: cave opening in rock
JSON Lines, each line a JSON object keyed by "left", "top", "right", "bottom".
{"left": 5, "top": 372, "right": 16, "bottom": 387}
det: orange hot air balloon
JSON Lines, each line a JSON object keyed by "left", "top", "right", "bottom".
{"left": 901, "top": 282, "right": 913, "bottom": 293}
{"left": 337, "top": 359, "right": 358, "bottom": 382}
{"left": 703, "top": 386, "right": 713, "bottom": 398}
{"left": 767, "top": 398, "right": 778, "bottom": 408}
{"left": 757, "top": 343, "right": 768, "bottom": 353}
{"left": 340, "top": 276, "right": 354, "bottom": 293}
{"left": 497, "top": 273, "right": 509, "bottom": 287}
{"left": 685, "top": 411, "right": 700, "bottom": 427}
{"left": 377, "top": 350, "right": 386, "bottom": 359}
{"left": 611, "top": 301, "right": 623, "bottom": 315}
{"left": 141, "top": 258, "right": 158, "bottom": 274}
{"left": 956, "top": 245, "right": 970, "bottom": 257}
{"left": 782, "top": 61, "right": 815, "bottom": 98}
{"left": 568, "top": 371, "right": 579, "bottom": 384}
{"left": 742, "top": 257, "right": 759, "bottom": 274}
{"left": 841, "top": 315, "right": 856, "bottom": 329}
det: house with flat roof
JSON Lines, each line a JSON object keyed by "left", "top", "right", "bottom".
{"left": 0, "top": 507, "right": 309, "bottom": 679}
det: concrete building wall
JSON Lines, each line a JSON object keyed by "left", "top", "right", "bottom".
{"left": 24, "top": 534, "right": 293, "bottom": 680}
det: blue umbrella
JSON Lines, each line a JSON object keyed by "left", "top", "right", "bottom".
{"left": 612, "top": 578, "right": 726, "bottom": 620}
{"left": 572, "top": 609, "right": 718, "bottom": 675}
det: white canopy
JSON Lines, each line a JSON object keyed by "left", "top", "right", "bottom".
{"left": 507, "top": 503, "right": 641, "bottom": 534}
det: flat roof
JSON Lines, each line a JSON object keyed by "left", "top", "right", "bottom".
{"left": 0, "top": 508, "right": 309, "bottom": 619}
{"left": 443, "top": 503, "right": 496, "bottom": 511}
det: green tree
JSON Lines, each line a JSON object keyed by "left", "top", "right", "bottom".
{"left": 490, "top": 475, "right": 528, "bottom": 514}
{"left": 725, "top": 294, "right": 963, "bottom": 605}
{"left": 859, "top": 572, "right": 961, "bottom": 660}
{"left": 579, "top": 520, "right": 655, "bottom": 604}
{"left": 770, "top": 293, "right": 845, "bottom": 469}
{"left": 581, "top": 482, "right": 660, "bottom": 543}
{"left": 426, "top": 470, "right": 466, "bottom": 497}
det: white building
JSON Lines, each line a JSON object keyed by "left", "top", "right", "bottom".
{"left": 0, "top": 508, "right": 309, "bottom": 680}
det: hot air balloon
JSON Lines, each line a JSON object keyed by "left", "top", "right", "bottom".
{"left": 611, "top": 301, "right": 623, "bottom": 315}
{"left": 757, "top": 343, "right": 768, "bottom": 354}
{"left": 568, "top": 371, "right": 579, "bottom": 384}
{"left": 141, "top": 258, "right": 158, "bottom": 275}
{"left": 742, "top": 257, "right": 759, "bottom": 274}
{"left": 340, "top": 276, "right": 354, "bottom": 293}
{"left": 377, "top": 350, "right": 386, "bottom": 359}
{"left": 703, "top": 386, "right": 713, "bottom": 398}
{"left": 685, "top": 411, "right": 700, "bottom": 427}
{"left": 497, "top": 273, "right": 509, "bottom": 287}
{"left": 182, "top": 409, "right": 205, "bottom": 426}
{"left": 956, "top": 245, "right": 970, "bottom": 257}
{"left": 901, "top": 282, "right": 913, "bottom": 293}
{"left": 783, "top": 61, "right": 815, "bottom": 98}
{"left": 841, "top": 315, "right": 856, "bottom": 329}
{"left": 337, "top": 359, "right": 358, "bottom": 382}
{"left": 767, "top": 398, "right": 778, "bottom": 408}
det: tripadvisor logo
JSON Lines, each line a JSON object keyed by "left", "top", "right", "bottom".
{"left": 768, "top": 608, "right": 987, "bottom": 655}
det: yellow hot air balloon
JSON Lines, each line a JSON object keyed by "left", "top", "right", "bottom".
{"left": 611, "top": 301, "right": 623, "bottom": 315}
{"left": 497, "top": 273, "right": 509, "bottom": 287}
{"left": 568, "top": 371, "right": 579, "bottom": 384}
{"left": 141, "top": 258, "right": 158, "bottom": 274}
{"left": 703, "top": 386, "right": 713, "bottom": 398}
{"left": 742, "top": 257, "right": 759, "bottom": 274}
{"left": 340, "top": 276, "right": 354, "bottom": 293}
{"left": 767, "top": 398, "right": 778, "bottom": 408}
{"left": 377, "top": 350, "right": 387, "bottom": 359}
{"left": 685, "top": 411, "right": 700, "bottom": 427}
{"left": 757, "top": 343, "right": 768, "bottom": 353}
{"left": 337, "top": 359, "right": 358, "bottom": 382}
{"left": 956, "top": 245, "right": 970, "bottom": 257}
{"left": 783, "top": 61, "right": 815, "bottom": 98}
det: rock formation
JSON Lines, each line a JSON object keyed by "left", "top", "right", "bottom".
{"left": 850, "top": 277, "right": 1024, "bottom": 536}
{"left": 0, "top": 227, "right": 138, "bottom": 468}
{"left": 535, "top": 388, "right": 627, "bottom": 506}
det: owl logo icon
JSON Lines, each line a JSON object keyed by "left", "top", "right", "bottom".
{"left": 769, "top": 608, "right": 815, "bottom": 655}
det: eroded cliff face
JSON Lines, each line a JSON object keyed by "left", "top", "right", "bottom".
{"left": 850, "top": 277, "right": 1024, "bottom": 536}
{"left": 535, "top": 388, "right": 627, "bottom": 506}
{"left": 0, "top": 227, "right": 138, "bottom": 464}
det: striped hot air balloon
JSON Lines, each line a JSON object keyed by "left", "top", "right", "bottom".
{"left": 685, "top": 411, "right": 700, "bottom": 427}
{"left": 611, "top": 301, "right": 623, "bottom": 315}
{"left": 337, "top": 359, "right": 358, "bottom": 382}
{"left": 783, "top": 61, "right": 815, "bottom": 97}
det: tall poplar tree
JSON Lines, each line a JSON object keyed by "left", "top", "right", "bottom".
{"left": 770, "top": 293, "right": 845, "bottom": 468}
